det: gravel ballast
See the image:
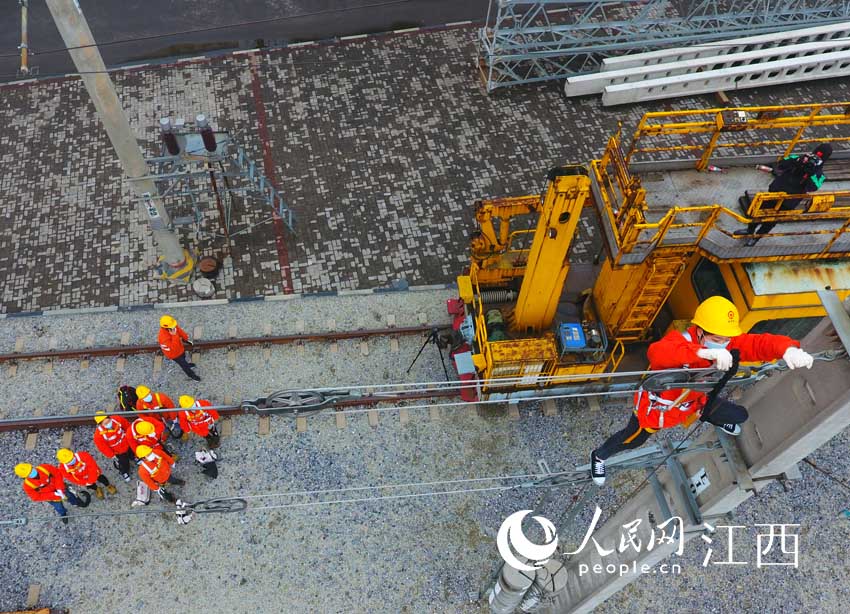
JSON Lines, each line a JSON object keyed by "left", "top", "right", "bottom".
{"left": 0, "top": 291, "right": 848, "bottom": 613}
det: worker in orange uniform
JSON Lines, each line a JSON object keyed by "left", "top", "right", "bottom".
{"left": 56, "top": 448, "right": 117, "bottom": 500}
{"left": 178, "top": 395, "right": 221, "bottom": 449}
{"left": 158, "top": 314, "right": 200, "bottom": 381}
{"left": 93, "top": 411, "right": 133, "bottom": 482}
{"left": 136, "top": 445, "right": 184, "bottom": 503}
{"left": 136, "top": 385, "right": 182, "bottom": 438}
{"left": 129, "top": 417, "right": 176, "bottom": 458}
{"left": 14, "top": 463, "right": 85, "bottom": 524}
{"left": 590, "top": 296, "right": 814, "bottom": 485}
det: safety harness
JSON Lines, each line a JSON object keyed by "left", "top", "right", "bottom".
{"left": 635, "top": 330, "right": 698, "bottom": 429}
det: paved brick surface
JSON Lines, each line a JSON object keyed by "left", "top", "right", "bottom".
{"left": 2, "top": 28, "right": 850, "bottom": 312}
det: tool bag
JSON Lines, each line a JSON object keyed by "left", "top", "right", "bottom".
{"left": 132, "top": 481, "right": 151, "bottom": 507}
{"left": 195, "top": 450, "right": 219, "bottom": 479}
{"left": 118, "top": 386, "right": 138, "bottom": 412}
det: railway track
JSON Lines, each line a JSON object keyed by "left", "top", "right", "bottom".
{"left": 0, "top": 324, "right": 442, "bottom": 363}
{"left": 0, "top": 321, "right": 466, "bottom": 433}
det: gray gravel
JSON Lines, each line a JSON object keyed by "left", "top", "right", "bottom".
{"left": 0, "top": 291, "right": 848, "bottom": 613}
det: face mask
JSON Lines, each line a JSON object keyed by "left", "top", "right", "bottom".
{"left": 704, "top": 339, "right": 730, "bottom": 350}
{"left": 103, "top": 419, "right": 113, "bottom": 428}
{"left": 143, "top": 394, "right": 153, "bottom": 402}
{"left": 28, "top": 470, "right": 38, "bottom": 478}
{"left": 67, "top": 457, "right": 77, "bottom": 466}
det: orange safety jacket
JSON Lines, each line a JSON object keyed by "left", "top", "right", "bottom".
{"left": 58, "top": 451, "right": 103, "bottom": 486}
{"left": 634, "top": 326, "right": 799, "bottom": 430}
{"left": 178, "top": 399, "right": 219, "bottom": 437}
{"left": 129, "top": 417, "right": 167, "bottom": 453}
{"left": 137, "top": 392, "right": 177, "bottom": 421}
{"left": 138, "top": 449, "right": 175, "bottom": 491}
{"left": 158, "top": 326, "right": 190, "bottom": 360}
{"left": 22, "top": 464, "right": 66, "bottom": 502}
{"left": 93, "top": 415, "right": 132, "bottom": 457}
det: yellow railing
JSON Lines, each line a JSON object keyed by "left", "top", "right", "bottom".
{"left": 746, "top": 191, "right": 850, "bottom": 218}
{"left": 616, "top": 202, "right": 850, "bottom": 261}
{"left": 625, "top": 102, "right": 850, "bottom": 170}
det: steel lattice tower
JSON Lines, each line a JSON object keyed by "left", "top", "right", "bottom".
{"left": 478, "top": 0, "right": 850, "bottom": 91}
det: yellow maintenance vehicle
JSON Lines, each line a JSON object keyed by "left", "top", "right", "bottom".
{"left": 449, "top": 102, "right": 850, "bottom": 400}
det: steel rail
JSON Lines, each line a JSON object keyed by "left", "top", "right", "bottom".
{"left": 0, "top": 324, "right": 441, "bottom": 364}
{"left": 0, "top": 388, "right": 460, "bottom": 433}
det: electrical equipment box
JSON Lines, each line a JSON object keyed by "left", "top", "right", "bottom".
{"left": 558, "top": 322, "right": 586, "bottom": 351}
{"left": 557, "top": 321, "right": 608, "bottom": 363}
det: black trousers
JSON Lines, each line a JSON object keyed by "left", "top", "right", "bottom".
{"left": 746, "top": 197, "right": 802, "bottom": 236}
{"left": 114, "top": 450, "right": 132, "bottom": 476}
{"left": 85, "top": 475, "right": 111, "bottom": 492}
{"left": 594, "top": 400, "right": 749, "bottom": 460}
{"left": 172, "top": 351, "right": 199, "bottom": 379}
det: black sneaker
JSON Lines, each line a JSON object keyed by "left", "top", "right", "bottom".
{"left": 719, "top": 423, "right": 742, "bottom": 436}
{"left": 190, "top": 374, "right": 202, "bottom": 382}
{"left": 733, "top": 229, "right": 749, "bottom": 236}
{"left": 188, "top": 363, "right": 196, "bottom": 368}
{"left": 60, "top": 515, "right": 69, "bottom": 525}
{"left": 744, "top": 237, "right": 759, "bottom": 248}
{"left": 121, "top": 472, "right": 132, "bottom": 483}
{"left": 590, "top": 451, "right": 606, "bottom": 486}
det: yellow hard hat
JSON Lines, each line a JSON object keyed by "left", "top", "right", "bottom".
{"left": 179, "top": 395, "right": 195, "bottom": 409}
{"left": 692, "top": 296, "right": 742, "bottom": 337}
{"left": 56, "top": 449, "right": 75, "bottom": 464}
{"left": 135, "top": 420, "right": 155, "bottom": 436}
{"left": 160, "top": 315, "right": 177, "bottom": 328}
{"left": 136, "top": 445, "right": 153, "bottom": 458}
{"left": 14, "top": 463, "right": 33, "bottom": 478}
{"left": 94, "top": 411, "right": 108, "bottom": 424}
{"left": 136, "top": 385, "right": 151, "bottom": 399}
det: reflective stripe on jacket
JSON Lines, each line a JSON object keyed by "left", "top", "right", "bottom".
{"left": 634, "top": 325, "right": 798, "bottom": 430}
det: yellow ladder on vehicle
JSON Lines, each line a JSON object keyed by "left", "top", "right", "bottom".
{"left": 616, "top": 253, "right": 690, "bottom": 341}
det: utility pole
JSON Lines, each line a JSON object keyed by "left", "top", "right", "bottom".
{"left": 45, "top": 0, "right": 192, "bottom": 280}
{"left": 18, "top": 1, "right": 28, "bottom": 75}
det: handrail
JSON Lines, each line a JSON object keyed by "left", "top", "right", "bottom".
{"left": 625, "top": 102, "right": 850, "bottom": 170}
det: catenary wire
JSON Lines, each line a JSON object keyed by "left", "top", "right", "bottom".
{"left": 14, "top": 477, "right": 542, "bottom": 525}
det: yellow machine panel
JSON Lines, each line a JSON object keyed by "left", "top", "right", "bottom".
{"left": 453, "top": 102, "right": 850, "bottom": 398}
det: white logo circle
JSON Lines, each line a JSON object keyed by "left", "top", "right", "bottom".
{"left": 496, "top": 510, "right": 559, "bottom": 572}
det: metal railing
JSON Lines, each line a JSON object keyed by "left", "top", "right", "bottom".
{"left": 625, "top": 102, "right": 850, "bottom": 170}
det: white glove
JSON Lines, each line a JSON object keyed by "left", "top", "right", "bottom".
{"left": 697, "top": 348, "right": 733, "bottom": 371}
{"left": 783, "top": 347, "right": 814, "bottom": 370}
{"left": 53, "top": 489, "right": 65, "bottom": 500}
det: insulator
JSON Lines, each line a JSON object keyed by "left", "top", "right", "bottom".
{"left": 196, "top": 114, "right": 217, "bottom": 152}
{"left": 477, "top": 289, "right": 517, "bottom": 304}
{"left": 518, "top": 581, "right": 545, "bottom": 612}
{"left": 159, "top": 117, "right": 180, "bottom": 156}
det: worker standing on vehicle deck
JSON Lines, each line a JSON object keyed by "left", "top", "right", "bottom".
{"left": 178, "top": 395, "right": 221, "bottom": 449}
{"left": 735, "top": 143, "right": 832, "bottom": 247}
{"left": 136, "top": 445, "right": 183, "bottom": 503}
{"left": 590, "top": 296, "right": 814, "bottom": 485}
{"left": 158, "top": 315, "right": 200, "bottom": 382}
{"left": 136, "top": 385, "right": 181, "bottom": 438}
{"left": 56, "top": 448, "right": 117, "bottom": 500}
{"left": 92, "top": 411, "right": 133, "bottom": 482}
{"left": 14, "top": 463, "right": 85, "bottom": 524}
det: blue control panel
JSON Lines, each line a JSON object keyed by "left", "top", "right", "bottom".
{"left": 558, "top": 322, "right": 587, "bottom": 350}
